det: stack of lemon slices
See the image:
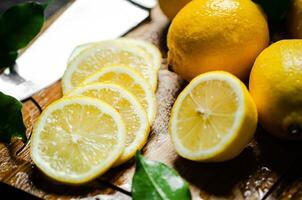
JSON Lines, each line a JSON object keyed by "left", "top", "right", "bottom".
{"left": 30, "top": 38, "right": 160, "bottom": 184}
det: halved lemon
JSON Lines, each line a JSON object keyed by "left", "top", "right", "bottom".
{"left": 82, "top": 65, "right": 157, "bottom": 124}
{"left": 68, "top": 83, "right": 150, "bottom": 166}
{"left": 169, "top": 71, "right": 257, "bottom": 162}
{"left": 68, "top": 38, "right": 162, "bottom": 71}
{"left": 62, "top": 39, "right": 158, "bottom": 93}
{"left": 30, "top": 97, "right": 125, "bottom": 184}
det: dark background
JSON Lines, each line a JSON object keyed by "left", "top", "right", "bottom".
{"left": 0, "top": 0, "right": 69, "bottom": 17}
{"left": 0, "top": 1, "right": 69, "bottom": 198}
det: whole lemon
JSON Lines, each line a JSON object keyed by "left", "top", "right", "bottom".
{"left": 167, "top": 0, "right": 269, "bottom": 81}
{"left": 158, "top": 0, "right": 191, "bottom": 20}
{"left": 249, "top": 40, "right": 302, "bottom": 140}
{"left": 288, "top": 0, "right": 302, "bottom": 38}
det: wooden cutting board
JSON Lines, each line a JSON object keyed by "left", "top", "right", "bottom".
{"left": 1, "top": 3, "right": 302, "bottom": 200}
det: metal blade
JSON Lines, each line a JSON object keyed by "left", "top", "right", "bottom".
{"left": 0, "top": 0, "right": 149, "bottom": 100}
{"left": 130, "top": 0, "right": 158, "bottom": 9}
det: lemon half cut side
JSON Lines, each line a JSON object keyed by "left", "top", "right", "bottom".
{"left": 169, "top": 71, "right": 257, "bottom": 162}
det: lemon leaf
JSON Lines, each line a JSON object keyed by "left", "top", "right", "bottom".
{"left": 0, "top": 92, "right": 27, "bottom": 143}
{"left": 0, "top": 2, "right": 47, "bottom": 70}
{"left": 132, "top": 152, "right": 191, "bottom": 200}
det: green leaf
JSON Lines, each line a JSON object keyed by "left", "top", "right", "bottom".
{"left": 0, "top": 49, "right": 18, "bottom": 70}
{"left": 0, "top": 2, "right": 47, "bottom": 70}
{"left": 0, "top": 92, "right": 27, "bottom": 143}
{"left": 132, "top": 152, "right": 191, "bottom": 200}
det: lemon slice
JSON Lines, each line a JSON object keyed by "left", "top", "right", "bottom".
{"left": 30, "top": 97, "right": 126, "bottom": 184}
{"left": 169, "top": 71, "right": 257, "bottom": 162}
{"left": 116, "top": 38, "right": 162, "bottom": 71}
{"left": 82, "top": 65, "right": 157, "bottom": 124}
{"left": 62, "top": 40, "right": 158, "bottom": 93}
{"left": 68, "top": 39, "right": 162, "bottom": 71}
{"left": 69, "top": 38, "right": 162, "bottom": 71}
{"left": 68, "top": 83, "right": 150, "bottom": 166}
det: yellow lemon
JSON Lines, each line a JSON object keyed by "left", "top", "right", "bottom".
{"left": 288, "top": 0, "right": 302, "bottom": 38}
{"left": 249, "top": 40, "right": 302, "bottom": 140}
{"left": 167, "top": 0, "right": 269, "bottom": 81}
{"left": 158, "top": 0, "right": 191, "bottom": 20}
{"left": 31, "top": 97, "right": 126, "bottom": 184}
{"left": 169, "top": 71, "right": 257, "bottom": 162}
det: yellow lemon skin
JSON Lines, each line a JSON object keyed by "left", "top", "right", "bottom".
{"left": 167, "top": 0, "right": 269, "bottom": 81}
{"left": 249, "top": 40, "right": 302, "bottom": 140}
{"left": 288, "top": 0, "right": 302, "bottom": 38}
{"left": 158, "top": 0, "right": 191, "bottom": 20}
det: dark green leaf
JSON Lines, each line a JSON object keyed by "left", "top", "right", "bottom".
{"left": 132, "top": 152, "right": 191, "bottom": 200}
{"left": 0, "top": 49, "right": 18, "bottom": 70}
{"left": 0, "top": 2, "right": 45, "bottom": 50}
{"left": 0, "top": 92, "right": 27, "bottom": 143}
{"left": 0, "top": 2, "right": 47, "bottom": 70}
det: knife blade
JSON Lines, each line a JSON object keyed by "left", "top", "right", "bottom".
{"left": 129, "top": 0, "right": 157, "bottom": 9}
{"left": 0, "top": 0, "right": 149, "bottom": 100}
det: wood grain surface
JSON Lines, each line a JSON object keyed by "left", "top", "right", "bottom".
{"left": 1, "top": 2, "right": 302, "bottom": 199}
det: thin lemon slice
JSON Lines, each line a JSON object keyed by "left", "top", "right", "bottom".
{"left": 169, "top": 71, "right": 257, "bottom": 162}
{"left": 68, "top": 83, "right": 150, "bottom": 166}
{"left": 68, "top": 38, "right": 162, "bottom": 71}
{"left": 30, "top": 97, "right": 126, "bottom": 184}
{"left": 115, "top": 38, "right": 162, "bottom": 71}
{"left": 82, "top": 65, "right": 157, "bottom": 124}
{"left": 62, "top": 40, "right": 158, "bottom": 93}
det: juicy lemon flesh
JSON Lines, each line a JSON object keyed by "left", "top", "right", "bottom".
{"left": 72, "top": 88, "right": 141, "bottom": 155}
{"left": 176, "top": 80, "right": 238, "bottom": 152}
{"left": 68, "top": 44, "right": 156, "bottom": 92}
{"left": 83, "top": 68, "right": 154, "bottom": 123}
{"left": 37, "top": 103, "right": 119, "bottom": 177}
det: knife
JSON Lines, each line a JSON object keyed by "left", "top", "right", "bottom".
{"left": 0, "top": 0, "right": 157, "bottom": 101}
